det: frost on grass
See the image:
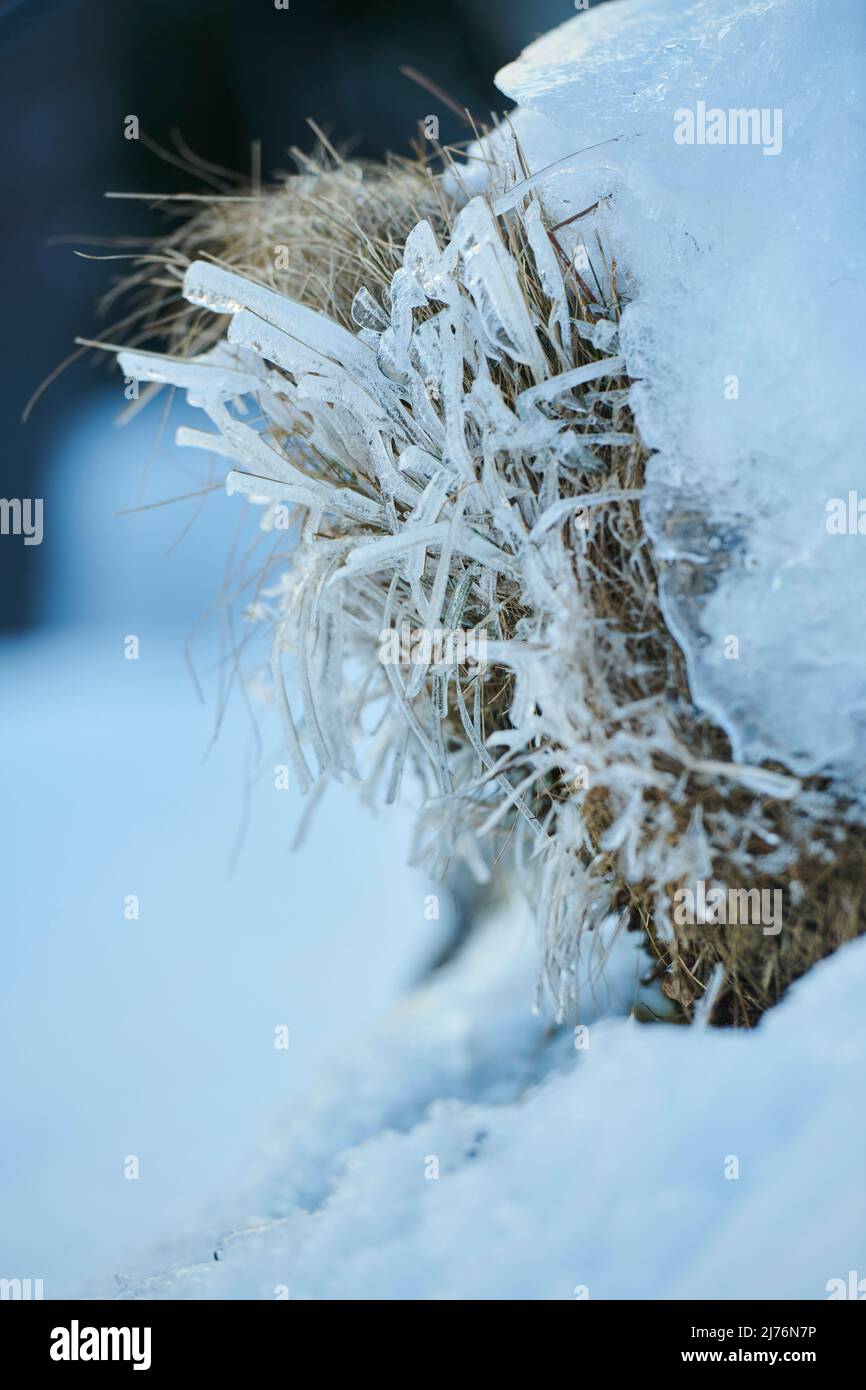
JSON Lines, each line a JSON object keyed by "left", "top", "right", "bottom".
{"left": 116, "top": 180, "right": 664, "bottom": 1008}
{"left": 110, "top": 97, "right": 861, "bottom": 1024}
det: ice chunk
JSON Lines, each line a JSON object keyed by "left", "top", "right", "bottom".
{"left": 488, "top": 0, "right": 866, "bottom": 787}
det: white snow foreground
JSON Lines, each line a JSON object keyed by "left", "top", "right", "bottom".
{"left": 476, "top": 0, "right": 866, "bottom": 789}
{"left": 98, "top": 924, "right": 866, "bottom": 1301}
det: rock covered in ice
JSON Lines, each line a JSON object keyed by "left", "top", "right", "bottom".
{"left": 487, "top": 0, "right": 866, "bottom": 786}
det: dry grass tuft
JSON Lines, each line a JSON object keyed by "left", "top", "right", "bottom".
{"left": 101, "top": 148, "right": 453, "bottom": 361}
{"left": 98, "top": 138, "right": 866, "bottom": 1027}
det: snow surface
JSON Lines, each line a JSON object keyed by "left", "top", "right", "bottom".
{"left": 485, "top": 0, "right": 866, "bottom": 786}
{"left": 0, "top": 397, "right": 438, "bottom": 1295}
{"left": 88, "top": 916, "right": 866, "bottom": 1301}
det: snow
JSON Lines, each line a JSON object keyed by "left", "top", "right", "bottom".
{"left": 485, "top": 0, "right": 866, "bottom": 787}
{"left": 0, "top": 396, "right": 439, "bottom": 1296}
{"left": 88, "top": 915, "right": 866, "bottom": 1301}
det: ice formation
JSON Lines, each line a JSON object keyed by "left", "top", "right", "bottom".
{"left": 119, "top": 197, "right": 665, "bottom": 1009}
{"left": 483, "top": 0, "right": 866, "bottom": 785}
{"left": 112, "top": 0, "right": 865, "bottom": 1021}
{"left": 122, "top": 168, "right": 810, "bottom": 1009}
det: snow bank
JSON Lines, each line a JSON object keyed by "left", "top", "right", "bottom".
{"left": 99, "top": 919, "right": 866, "bottom": 1300}
{"left": 486, "top": 0, "right": 866, "bottom": 786}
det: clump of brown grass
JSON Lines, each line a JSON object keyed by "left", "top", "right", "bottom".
{"left": 97, "top": 144, "right": 454, "bottom": 365}
{"left": 96, "top": 136, "right": 866, "bottom": 1028}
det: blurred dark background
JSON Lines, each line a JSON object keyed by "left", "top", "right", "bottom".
{"left": 0, "top": 0, "right": 600, "bottom": 632}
